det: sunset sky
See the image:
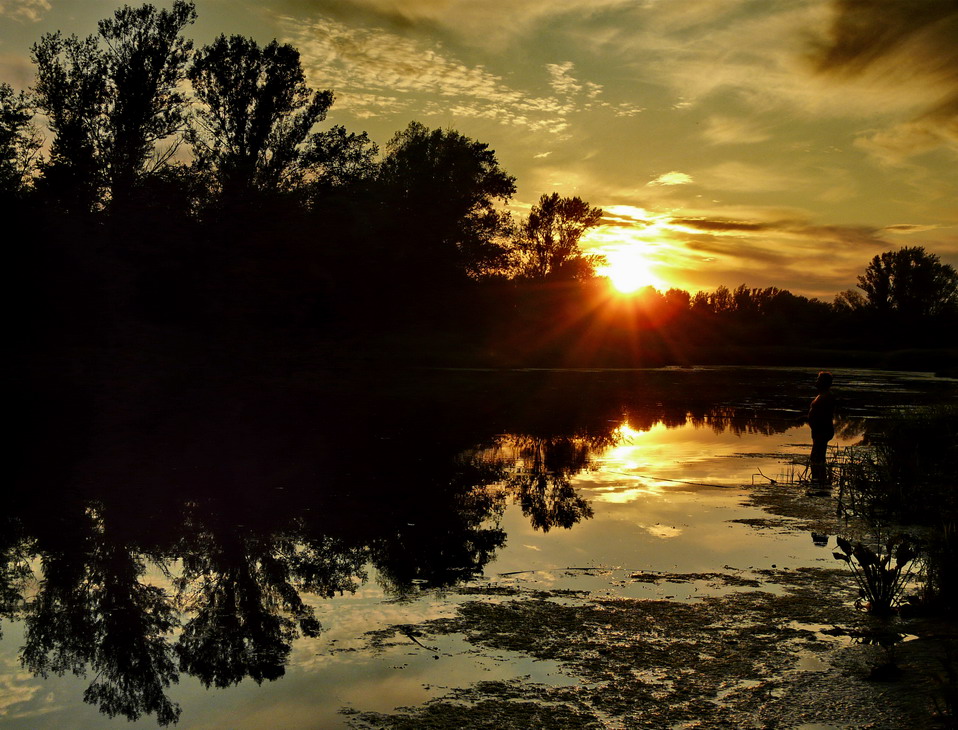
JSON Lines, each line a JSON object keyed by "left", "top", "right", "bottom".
{"left": 2, "top": 0, "right": 957, "bottom": 299}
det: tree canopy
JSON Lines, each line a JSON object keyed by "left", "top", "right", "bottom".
{"left": 512, "top": 193, "right": 604, "bottom": 281}
{"left": 187, "top": 34, "right": 333, "bottom": 204}
{"left": 0, "top": 82, "right": 40, "bottom": 197}
{"left": 372, "top": 121, "right": 516, "bottom": 285}
{"left": 31, "top": 1, "right": 196, "bottom": 212}
{"left": 857, "top": 246, "right": 958, "bottom": 318}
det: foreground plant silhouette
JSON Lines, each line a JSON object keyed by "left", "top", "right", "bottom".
{"left": 833, "top": 533, "right": 917, "bottom": 615}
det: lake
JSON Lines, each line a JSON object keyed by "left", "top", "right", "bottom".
{"left": 3, "top": 366, "right": 956, "bottom": 728}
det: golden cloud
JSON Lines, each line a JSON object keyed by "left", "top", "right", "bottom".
{"left": 0, "top": 0, "right": 50, "bottom": 23}
{"left": 648, "top": 171, "right": 693, "bottom": 186}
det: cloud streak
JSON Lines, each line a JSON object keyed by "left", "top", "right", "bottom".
{"left": 648, "top": 171, "right": 693, "bottom": 187}
{"left": 701, "top": 115, "right": 772, "bottom": 145}
{"left": 0, "top": 0, "right": 50, "bottom": 23}
{"left": 809, "top": 0, "right": 958, "bottom": 161}
{"left": 276, "top": 0, "right": 639, "bottom": 48}
{"left": 696, "top": 162, "right": 806, "bottom": 193}
{"left": 583, "top": 205, "right": 909, "bottom": 298}
{"left": 282, "top": 14, "right": 640, "bottom": 133}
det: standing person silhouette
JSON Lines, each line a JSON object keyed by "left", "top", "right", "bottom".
{"left": 808, "top": 371, "right": 835, "bottom": 485}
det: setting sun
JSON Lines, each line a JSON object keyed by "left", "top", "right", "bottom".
{"left": 582, "top": 207, "right": 676, "bottom": 294}
{"left": 598, "top": 248, "right": 667, "bottom": 294}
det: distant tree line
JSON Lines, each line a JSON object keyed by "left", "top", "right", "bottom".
{"left": 3, "top": 1, "right": 956, "bottom": 364}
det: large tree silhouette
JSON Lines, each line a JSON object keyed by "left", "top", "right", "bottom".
{"left": 31, "top": 1, "right": 196, "bottom": 213}
{"left": 187, "top": 34, "right": 333, "bottom": 206}
{"left": 97, "top": 0, "right": 196, "bottom": 209}
{"left": 857, "top": 246, "right": 958, "bottom": 319}
{"left": 512, "top": 193, "right": 604, "bottom": 281}
{"left": 372, "top": 122, "right": 516, "bottom": 287}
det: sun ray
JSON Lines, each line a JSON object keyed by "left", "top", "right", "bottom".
{"left": 597, "top": 248, "right": 668, "bottom": 294}
{"left": 582, "top": 208, "right": 675, "bottom": 294}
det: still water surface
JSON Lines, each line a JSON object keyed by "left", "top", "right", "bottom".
{"left": 2, "top": 367, "right": 955, "bottom": 727}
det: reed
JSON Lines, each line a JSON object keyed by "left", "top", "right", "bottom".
{"left": 833, "top": 406, "right": 958, "bottom": 612}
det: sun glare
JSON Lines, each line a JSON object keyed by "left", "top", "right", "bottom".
{"left": 582, "top": 207, "right": 675, "bottom": 295}
{"left": 599, "top": 248, "right": 666, "bottom": 294}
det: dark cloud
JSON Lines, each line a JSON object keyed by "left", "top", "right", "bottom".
{"left": 883, "top": 223, "right": 941, "bottom": 233}
{"left": 670, "top": 218, "right": 886, "bottom": 249}
{"left": 682, "top": 239, "right": 792, "bottom": 265}
{"left": 268, "top": 0, "right": 421, "bottom": 29}
{"left": 812, "top": 0, "right": 958, "bottom": 75}
{"left": 809, "top": 0, "right": 958, "bottom": 160}
{"left": 811, "top": 0, "right": 958, "bottom": 139}
{"left": 798, "top": 223, "right": 888, "bottom": 248}
{"left": 672, "top": 218, "right": 770, "bottom": 233}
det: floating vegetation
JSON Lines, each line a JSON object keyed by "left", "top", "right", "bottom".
{"left": 343, "top": 567, "right": 939, "bottom": 729}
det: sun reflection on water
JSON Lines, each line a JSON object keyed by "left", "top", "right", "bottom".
{"left": 585, "top": 417, "right": 807, "bottom": 503}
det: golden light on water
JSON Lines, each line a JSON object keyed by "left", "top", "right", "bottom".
{"left": 585, "top": 418, "right": 807, "bottom": 504}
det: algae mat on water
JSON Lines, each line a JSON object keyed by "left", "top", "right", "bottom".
{"left": 342, "top": 485, "right": 949, "bottom": 729}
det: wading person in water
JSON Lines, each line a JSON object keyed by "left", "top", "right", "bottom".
{"left": 808, "top": 371, "right": 835, "bottom": 485}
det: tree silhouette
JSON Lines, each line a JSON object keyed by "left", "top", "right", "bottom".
{"left": 0, "top": 518, "right": 29, "bottom": 640}
{"left": 0, "top": 82, "right": 41, "bottom": 197}
{"left": 857, "top": 246, "right": 958, "bottom": 319}
{"left": 301, "top": 124, "right": 378, "bottom": 196}
{"left": 31, "top": 2, "right": 196, "bottom": 213}
{"left": 21, "top": 519, "right": 181, "bottom": 725}
{"left": 372, "top": 121, "right": 516, "bottom": 287}
{"left": 503, "top": 435, "right": 596, "bottom": 532}
{"left": 97, "top": 0, "right": 196, "bottom": 210}
{"left": 368, "top": 454, "right": 509, "bottom": 593}
{"left": 833, "top": 288, "right": 866, "bottom": 314}
{"left": 187, "top": 34, "right": 333, "bottom": 206}
{"left": 174, "top": 528, "right": 335, "bottom": 688}
{"left": 511, "top": 193, "right": 604, "bottom": 281}
{"left": 31, "top": 32, "right": 107, "bottom": 213}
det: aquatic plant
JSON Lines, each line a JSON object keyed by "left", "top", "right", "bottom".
{"left": 833, "top": 533, "right": 917, "bottom": 615}
{"left": 835, "top": 406, "right": 958, "bottom": 612}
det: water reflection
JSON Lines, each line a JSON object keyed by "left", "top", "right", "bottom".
{"left": 5, "top": 368, "right": 953, "bottom": 724}
{"left": 496, "top": 434, "right": 603, "bottom": 531}
{"left": 19, "top": 503, "right": 181, "bottom": 724}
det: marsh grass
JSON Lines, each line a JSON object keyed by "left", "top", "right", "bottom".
{"left": 834, "top": 406, "right": 958, "bottom": 613}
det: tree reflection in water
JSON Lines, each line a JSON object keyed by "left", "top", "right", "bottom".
{"left": 7, "top": 368, "right": 897, "bottom": 724}
{"left": 499, "top": 435, "right": 602, "bottom": 531}
{"left": 20, "top": 503, "right": 181, "bottom": 725}
{"left": 173, "top": 524, "right": 355, "bottom": 689}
